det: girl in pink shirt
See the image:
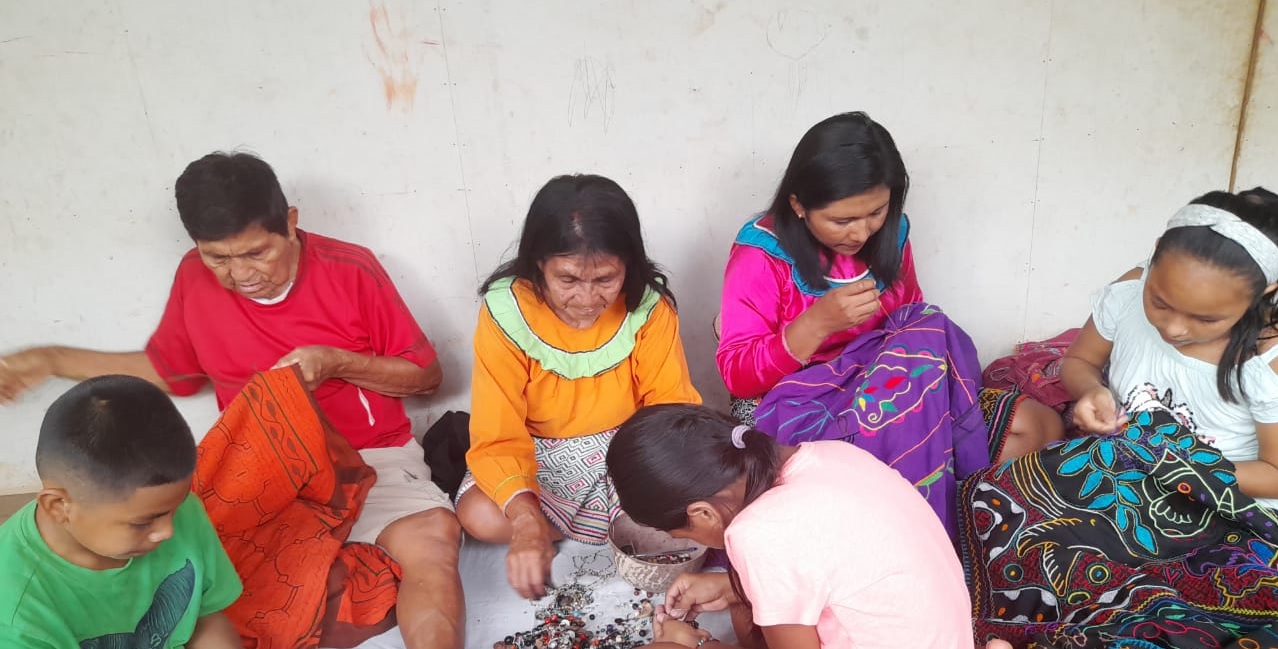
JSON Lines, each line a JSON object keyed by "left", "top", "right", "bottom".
{"left": 607, "top": 403, "right": 977, "bottom": 649}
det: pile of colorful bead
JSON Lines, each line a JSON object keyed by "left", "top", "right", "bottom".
{"left": 492, "top": 584, "right": 656, "bottom": 649}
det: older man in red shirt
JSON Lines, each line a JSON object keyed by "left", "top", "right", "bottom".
{"left": 0, "top": 152, "right": 463, "bottom": 649}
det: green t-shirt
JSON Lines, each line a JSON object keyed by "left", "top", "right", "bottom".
{"left": 0, "top": 493, "right": 242, "bottom": 648}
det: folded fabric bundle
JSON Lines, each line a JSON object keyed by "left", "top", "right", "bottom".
{"left": 194, "top": 367, "right": 401, "bottom": 649}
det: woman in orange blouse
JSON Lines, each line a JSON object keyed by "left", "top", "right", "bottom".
{"left": 456, "top": 174, "right": 702, "bottom": 599}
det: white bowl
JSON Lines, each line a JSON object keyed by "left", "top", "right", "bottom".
{"left": 608, "top": 513, "right": 707, "bottom": 593}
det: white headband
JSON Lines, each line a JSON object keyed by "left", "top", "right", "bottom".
{"left": 1166, "top": 204, "right": 1278, "bottom": 284}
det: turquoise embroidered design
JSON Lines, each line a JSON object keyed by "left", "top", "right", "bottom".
{"left": 732, "top": 213, "right": 911, "bottom": 297}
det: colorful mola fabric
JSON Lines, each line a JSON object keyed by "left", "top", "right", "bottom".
{"left": 755, "top": 302, "right": 993, "bottom": 541}
{"left": 962, "top": 405, "right": 1278, "bottom": 648}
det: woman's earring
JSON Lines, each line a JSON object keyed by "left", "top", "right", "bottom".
{"left": 797, "top": 213, "right": 805, "bottom": 220}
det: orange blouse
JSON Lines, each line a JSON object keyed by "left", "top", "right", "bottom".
{"left": 467, "top": 278, "right": 702, "bottom": 509}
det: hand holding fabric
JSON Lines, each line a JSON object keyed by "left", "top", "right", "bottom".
{"left": 1074, "top": 385, "right": 1120, "bottom": 434}
{"left": 272, "top": 345, "right": 348, "bottom": 391}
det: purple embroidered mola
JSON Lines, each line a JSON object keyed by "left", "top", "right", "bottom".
{"left": 754, "top": 302, "right": 992, "bottom": 541}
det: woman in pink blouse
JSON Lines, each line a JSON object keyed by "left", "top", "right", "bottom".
{"left": 718, "top": 112, "right": 1061, "bottom": 472}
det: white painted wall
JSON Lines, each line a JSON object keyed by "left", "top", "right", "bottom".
{"left": 0, "top": 0, "right": 1264, "bottom": 493}
{"left": 1237, "top": 3, "right": 1278, "bottom": 190}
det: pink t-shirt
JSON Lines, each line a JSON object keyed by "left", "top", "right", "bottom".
{"left": 725, "top": 441, "right": 973, "bottom": 649}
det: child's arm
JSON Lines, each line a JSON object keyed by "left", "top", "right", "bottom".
{"left": 185, "top": 498, "right": 244, "bottom": 648}
{"left": 730, "top": 603, "right": 766, "bottom": 649}
{"left": 643, "top": 624, "right": 801, "bottom": 649}
{"left": 187, "top": 612, "right": 241, "bottom": 648}
{"left": 1235, "top": 343, "right": 1278, "bottom": 499}
{"left": 1061, "top": 320, "right": 1120, "bottom": 433}
{"left": 757, "top": 625, "right": 819, "bottom": 649}
{"left": 1062, "top": 267, "right": 1144, "bottom": 434}
{"left": 1235, "top": 422, "right": 1278, "bottom": 499}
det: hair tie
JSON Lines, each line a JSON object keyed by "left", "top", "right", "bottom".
{"left": 1167, "top": 204, "right": 1278, "bottom": 284}
{"left": 730, "top": 425, "right": 749, "bottom": 449}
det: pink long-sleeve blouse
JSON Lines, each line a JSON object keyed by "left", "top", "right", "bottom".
{"left": 716, "top": 214, "right": 924, "bottom": 399}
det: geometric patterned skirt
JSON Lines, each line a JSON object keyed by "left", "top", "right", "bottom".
{"left": 455, "top": 429, "right": 620, "bottom": 545}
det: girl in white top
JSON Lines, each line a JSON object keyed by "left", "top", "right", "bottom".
{"left": 1063, "top": 187, "right": 1278, "bottom": 509}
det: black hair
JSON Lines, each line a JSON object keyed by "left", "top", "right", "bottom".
{"left": 479, "top": 174, "right": 676, "bottom": 310}
{"left": 607, "top": 404, "right": 782, "bottom": 608}
{"left": 767, "top": 111, "right": 910, "bottom": 291}
{"left": 607, "top": 404, "right": 781, "bottom": 532}
{"left": 174, "top": 151, "right": 290, "bottom": 242}
{"left": 1152, "top": 187, "right": 1278, "bottom": 402}
{"left": 35, "top": 375, "right": 196, "bottom": 499}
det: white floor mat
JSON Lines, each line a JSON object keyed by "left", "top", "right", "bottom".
{"left": 337, "top": 538, "right": 735, "bottom": 649}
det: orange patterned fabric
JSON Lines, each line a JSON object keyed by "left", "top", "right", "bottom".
{"left": 194, "top": 367, "right": 400, "bottom": 649}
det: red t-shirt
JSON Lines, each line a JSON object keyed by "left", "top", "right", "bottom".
{"left": 145, "top": 230, "right": 436, "bottom": 450}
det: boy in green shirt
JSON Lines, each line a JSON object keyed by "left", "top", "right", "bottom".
{"left": 0, "top": 375, "right": 243, "bottom": 648}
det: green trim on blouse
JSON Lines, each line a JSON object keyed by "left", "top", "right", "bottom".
{"left": 483, "top": 277, "right": 661, "bottom": 380}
